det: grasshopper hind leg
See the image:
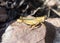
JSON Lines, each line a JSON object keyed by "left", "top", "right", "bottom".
{"left": 29, "top": 23, "right": 42, "bottom": 30}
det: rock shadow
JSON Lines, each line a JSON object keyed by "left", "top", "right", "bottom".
{"left": 44, "top": 21, "right": 56, "bottom": 43}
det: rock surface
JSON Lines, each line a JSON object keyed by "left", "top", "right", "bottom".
{"left": 45, "top": 18, "right": 60, "bottom": 27}
{"left": 1, "top": 21, "right": 46, "bottom": 43}
{"left": 1, "top": 18, "right": 60, "bottom": 43}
